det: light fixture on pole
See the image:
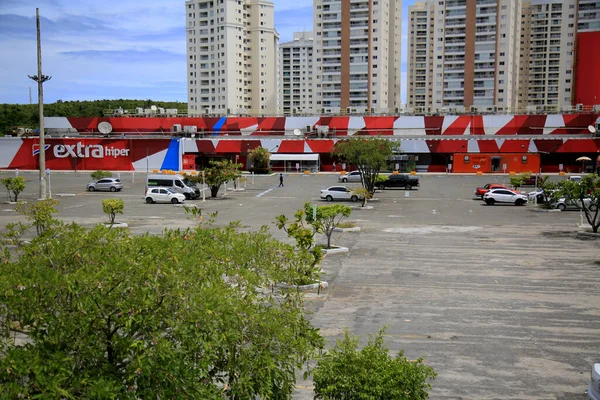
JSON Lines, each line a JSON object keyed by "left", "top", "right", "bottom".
{"left": 28, "top": 8, "right": 51, "bottom": 200}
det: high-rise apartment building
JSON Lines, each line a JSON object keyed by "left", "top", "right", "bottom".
{"left": 185, "top": 0, "right": 278, "bottom": 116}
{"left": 279, "top": 32, "right": 314, "bottom": 115}
{"left": 578, "top": 0, "right": 600, "bottom": 32}
{"left": 407, "top": 0, "right": 521, "bottom": 112}
{"left": 312, "top": 0, "right": 402, "bottom": 114}
{"left": 518, "top": 0, "right": 578, "bottom": 110}
{"left": 407, "top": 2, "right": 434, "bottom": 111}
{"left": 408, "top": 0, "right": 599, "bottom": 113}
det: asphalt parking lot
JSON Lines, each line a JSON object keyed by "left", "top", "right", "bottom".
{"left": 1, "top": 171, "right": 598, "bottom": 399}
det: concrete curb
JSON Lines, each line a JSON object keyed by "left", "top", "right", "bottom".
{"left": 277, "top": 281, "right": 329, "bottom": 291}
{"left": 320, "top": 246, "right": 349, "bottom": 255}
{"left": 104, "top": 222, "right": 128, "bottom": 228}
{"left": 333, "top": 226, "right": 361, "bottom": 233}
{"left": 529, "top": 207, "right": 561, "bottom": 213}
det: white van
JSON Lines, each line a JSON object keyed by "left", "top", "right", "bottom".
{"left": 146, "top": 174, "right": 199, "bottom": 199}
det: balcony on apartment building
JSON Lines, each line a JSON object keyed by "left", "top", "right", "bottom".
{"left": 446, "top": 1, "right": 467, "bottom": 9}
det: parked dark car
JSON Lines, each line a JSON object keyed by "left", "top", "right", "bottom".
{"left": 377, "top": 174, "right": 419, "bottom": 190}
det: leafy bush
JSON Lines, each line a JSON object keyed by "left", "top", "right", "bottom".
{"left": 510, "top": 173, "right": 531, "bottom": 189}
{"left": 15, "top": 198, "right": 60, "bottom": 236}
{"left": 102, "top": 198, "right": 124, "bottom": 225}
{"left": 1, "top": 176, "right": 25, "bottom": 202}
{"left": 90, "top": 170, "right": 113, "bottom": 181}
{"left": 313, "top": 328, "right": 437, "bottom": 400}
{"left": 248, "top": 147, "right": 271, "bottom": 170}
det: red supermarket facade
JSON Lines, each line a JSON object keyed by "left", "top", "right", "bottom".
{"left": 1, "top": 113, "right": 599, "bottom": 174}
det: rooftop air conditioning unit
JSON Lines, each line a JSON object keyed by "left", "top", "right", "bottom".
{"left": 136, "top": 107, "right": 144, "bottom": 115}
{"left": 172, "top": 124, "right": 182, "bottom": 133}
{"left": 166, "top": 108, "right": 178, "bottom": 116}
{"left": 157, "top": 107, "right": 165, "bottom": 114}
{"left": 316, "top": 125, "right": 329, "bottom": 138}
{"left": 576, "top": 103, "right": 583, "bottom": 111}
{"left": 469, "top": 106, "right": 477, "bottom": 113}
{"left": 183, "top": 126, "right": 197, "bottom": 133}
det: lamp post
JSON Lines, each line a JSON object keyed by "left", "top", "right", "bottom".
{"left": 28, "top": 8, "right": 51, "bottom": 200}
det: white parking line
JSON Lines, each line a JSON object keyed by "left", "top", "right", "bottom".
{"left": 256, "top": 188, "right": 274, "bottom": 198}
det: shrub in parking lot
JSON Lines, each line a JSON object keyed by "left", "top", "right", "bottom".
{"left": 352, "top": 187, "right": 372, "bottom": 207}
{"left": 275, "top": 206, "right": 324, "bottom": 286}
{"left": 313, "top": 327, "right": 436, "bottom": 400}
{"left": 510, "top": 173, "right": 531, "bottom": 190}
{"left": 102, "top": 198, "right": 124, "bottom": 225}
{"left": 1, "top": 176, "right": 25, "bottom": 202}
{"left": 300, "top": 202, "right": 352, "bottom": 250}
{"left": 15, "top": 198, "right": 60, "bottom": 236}
{"left": 90, "top": 170, "right": 113, "bottom": 181}
{"left": 0, "top": 219, "right": 324, "bottom": 398}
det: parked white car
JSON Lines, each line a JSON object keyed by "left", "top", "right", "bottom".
{"left": 483, "top": 188, "right": 528, "bottom": 206}
{"left": 320, "top": 186, "right": 362, "bottom": 202}
{"left": 589, "top": 362, "right": 600, "bottom": 400}
{"left": 338, "top": 170, "right": 362, "bottom": 183}
{"left": 145, "top": 187, "right": 186, "bottom": 204}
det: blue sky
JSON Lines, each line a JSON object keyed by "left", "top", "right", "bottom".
{"left": 0, "top": 0, "right": 412, "bottom": 105}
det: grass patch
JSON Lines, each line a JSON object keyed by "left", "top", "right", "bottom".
{"left": 337, "top": 221, "right": 356, "bottom": 229}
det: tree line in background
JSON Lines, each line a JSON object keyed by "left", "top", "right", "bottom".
{"left": 0, "top": 99, "right": 188, "bottom": 135}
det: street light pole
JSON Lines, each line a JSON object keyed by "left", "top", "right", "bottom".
{"left": 28, "top": 8, "right": 51, "bottom": 200}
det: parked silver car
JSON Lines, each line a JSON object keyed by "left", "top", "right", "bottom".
{"left": 338, "top": 171, "right": 362, "bottom": 183}
{"left": 552, "top": 197, "right": 597, "bottom": 211}
{"left": 86, "top": 178, "right": 123, "bottom": 192}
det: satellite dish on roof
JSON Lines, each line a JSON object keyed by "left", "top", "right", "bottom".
{"left": 98, "top": 121, "right": 113, "bottom": 134}
{"left": 588, "top": 125, "right": 596, "bottom": 134}
{"left": 151, "top": 105, "right": 157, "bottom": 111}
{"left": 293, "top": 128, "right": 302, "bottom": 136}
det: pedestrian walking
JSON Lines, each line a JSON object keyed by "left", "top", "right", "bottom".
{"left": 332, "top": 161, "right": 336, "bottom": 172}
{"left": 279, "top": 173, "right": 284, "bottom": 187}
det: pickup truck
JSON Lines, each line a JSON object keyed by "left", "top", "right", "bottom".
{"left": 377, "top": 174, "right": 420, "bottom": 190}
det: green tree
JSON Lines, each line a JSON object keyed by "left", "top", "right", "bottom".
{"left": 538, "top": 177, "right": 556, "bottom": 206}
{"left": 1, "top": 176, "right": 26, "bottom": 202}
{"left": 102, "top": 198, "right": 124, "bottom": 225}
{"left": 248, "top": 147, "right": 271, "bottom": 173}
{"left": 555, "top": 174, "right": 600, "bottom": 232}
{"left": 91, "top": 170, "right": 113, "bottom": 180}
{"left": 313, "top": 328, "right": 437, "bottom": 400}
{"left": 306, "top": 203, "right": 352, "bottom": 249}
{"left": 351, "top": 187, "right": 372, "bottom": 208}
{"left": 275, "top": 206, "right": 323, "bottom": 286}
{"left": 331, "top": 137, "right": 400, "bottom": 194}
{"left": 203, "top": 159, "right": 243, "bottom": 198}
{"left": 15, "top": 198, "right": 60, "bottom": 236}
{"left": 0, "top": 220, "right": 323, "bottom": 398}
